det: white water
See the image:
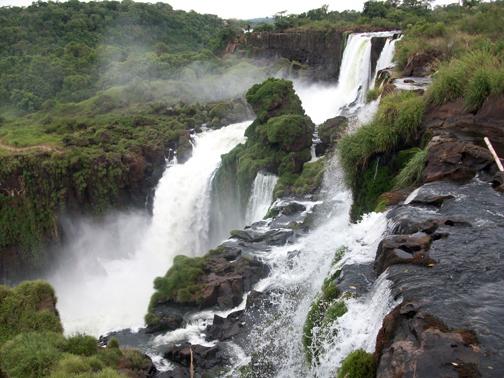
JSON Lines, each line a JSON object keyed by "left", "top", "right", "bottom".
{"left": 49, "top": 122, "right": 248, "bottom": 336}
{"left": 233, "top": 32, "right": 401, "bottom": 376}
{"left": 295, "top": 31, "right": 397, "bottom": 124}
{"left": 245, "top": 172, "right": 279, "bottom": 224}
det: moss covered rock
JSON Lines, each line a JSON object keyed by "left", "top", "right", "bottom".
{"left": 213, "top": 78, "right": 317, "bottom": 216}
{"left": 245, "top": 78, "right": 304, "bottom": 122}
{"left": 337, "top": 349, "right": 376, "bottom": 378}
{"left": 0, "top": 281, "right": 62, "bottom": 346}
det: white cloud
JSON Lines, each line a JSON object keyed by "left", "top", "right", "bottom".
{"left": 0, "top": 0, "right": 460, "bottom": 18}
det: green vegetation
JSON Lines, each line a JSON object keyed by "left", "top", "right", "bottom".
{"left": 429, "top": 48, "right": 504, "bottom": 112}
{"left": 0, "top": 280, "right": 149, "bottom": 378}
{"left": 150, "top": 255, "right": 205, "bottom": 305}
{"left": 366, "top": 88, "right": 381, "bottom": 103}
{"left": 0, "top": 281, "right": 62, "bottom": 345}
{"left": 337, "top": 349, "right": 376, "bottom": 378}
{"left": 393, "top": 147, "right": 428, "bottom": 189}
{"left": 339, "top": 92, "right": 426, "bottom": 188}
{"left": 303, "top": 249, "right": 349, "bottom": 364}
{"left": 0, "top": 0, "right": 236, "bottom": 112}
{"left": 213, "top": 78, "right": 318, "bottom": 212}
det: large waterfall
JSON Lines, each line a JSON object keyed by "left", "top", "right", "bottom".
{"left": 238, "top": 31, "right": 400, "bottom": 376}
{"left": 49, "top": 122, "right": 249, "bottom": 336}
{"left": 47, "top": 30, "right": 400, "bottom": 377}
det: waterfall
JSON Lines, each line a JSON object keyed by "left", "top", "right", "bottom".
{"left": 236, "top": 32, "right": 400, "bottom": 376}
{"left": 48, "top": 122, "right": 248, "bottom": 336}
{"left": 245, "top": 172, "right": 278, "bottom": 225}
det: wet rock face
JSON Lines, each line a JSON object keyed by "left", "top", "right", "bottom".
{"left": 376, "top": 302, "right": 481, "bottom": 378}
{"left": 374, "top": 180, "right": 504, "bottom": 377}
{"left": 420, "top": 95, "right": 504, "bottom": 185}
{"left": 246, "top": 31, "right": 346, "bottom": 81}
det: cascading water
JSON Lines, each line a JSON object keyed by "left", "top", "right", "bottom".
{"left": 231, "top": 31, "right": 401, "bottom": 376}
{"left": 295, "top": 33, "right": 380, "bottom": 124}
{"left": 245, "top": 173, "right": 279, "bottom": 225}
{"left": 48, "top": 122, "right": 248, "bottom": 336}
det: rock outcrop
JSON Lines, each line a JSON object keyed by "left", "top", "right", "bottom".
{"left": 245, "top": 31, "right": 346, "bottom": 81}
{"left": 374, "top": 180, "right": 504, "bottom": 377}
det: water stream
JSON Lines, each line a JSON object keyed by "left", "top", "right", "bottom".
{"left": 48, "top": 30, "right": 401, "bottom": 376}
{"left": 49, "top": 122, "right": 250, "bottom": 336}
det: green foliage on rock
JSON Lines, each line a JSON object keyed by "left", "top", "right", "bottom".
{"left": 303, "top": 250, "right": 349, "bottom": 364}
{"left": 0, "top": 281, "right": 62, "bottom": 346}
{"left": 245, "top": 78, "right": 304, "bottom": 122}
{"left": 337, "top": 349, "right": 376, "bottom": 378}
{"left": 150, "top": 255, "right": 206, "bottom": 306}
{"left": 213, "top": 78, "right": 316, "bottom": 216}
{"left": 339, "top": 92, "right": 426, "bottom": 188}
{"left": 393, "top": 147, "right": 428, "bottom": 189}
{"left": 0, "top": 280, "right": 148, "bottom": 378}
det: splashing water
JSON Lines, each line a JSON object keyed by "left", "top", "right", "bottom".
{"left": 245, "top": 173, "right": 279, "bottom": 225}
{"left": 49, "top": 122, "right": 249, "bottom": 336}
{"left": 295, "top": 32, "right": 397, "bottom": 124}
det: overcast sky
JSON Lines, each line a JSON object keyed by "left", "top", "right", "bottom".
{"left": 0, "top": 0, "right": 460, "bottom": 19}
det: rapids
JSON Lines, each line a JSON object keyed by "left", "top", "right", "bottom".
{"left": 48, "top": 30, "right": 401, "bottom": 377}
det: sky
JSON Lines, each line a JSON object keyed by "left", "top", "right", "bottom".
{"left": 0, "top": 0, "right": 460, "bottom": 19}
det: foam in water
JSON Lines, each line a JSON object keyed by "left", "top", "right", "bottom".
{"left": 235, "top": 32, "right": 400, "bottom": 377}
{"left": 49, "top": 122, "right": 248, "bottom": 336}
{"left": 245, "top": 172, "right": 279, "bottom": 224}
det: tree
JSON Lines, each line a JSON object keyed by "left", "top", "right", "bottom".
{"left": 363, "top": 1, "right": 391, "bottom": 18}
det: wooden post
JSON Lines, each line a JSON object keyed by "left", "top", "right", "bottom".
{"left": 484, "top": 137, "right": 504, "bottom": 172}
{"left": 189, "top": 347, "right": 194, "bottom": 378}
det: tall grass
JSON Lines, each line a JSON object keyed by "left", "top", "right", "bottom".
{"left": 393, "top": 147, "right": 428, "bottom": 189}
{"left": 428, "top": 48, "right": 504, "bottom": 111}
{"left": 339, "top": 92, "right": 426, "bottom": 187}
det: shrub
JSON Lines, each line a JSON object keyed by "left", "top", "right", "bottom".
{"left": 337, "top": 349, "right": 376, "bottom": 378}
{"left": 151, "top": 255, "right": 205, "bottom": 305}
{"left": 366, "top": 88, "right": 380, "bottom": 103}
{"left": 0, "top": 332, "right": 64, "bottom": 378}
{"left": 63, "top": 334, "right": 98, "bottom": 356}
{"left": 261, "top": 115, "right": 313, "bottom": 152}
{"left": 0, "top": 281, "right": 62, "bottom": 346}
{"left": 245, "top": 78, "right": 305, "bottom": 122}
{"left": 339, "top": 92, "right": 426, "bottom": 187}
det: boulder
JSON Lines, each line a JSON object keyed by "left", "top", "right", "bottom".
{"left": 164, "top": 343, "right": 228, "bottom": 371}
{"left": 374, "top": 232, "right": 435, "bottom": 275}
{"left": 423, "top": 138, "right": 493, "bottom": 183}
{"left": 402, "top": 51, "right": 438, "bottom": 77}
{"left": 375, "top": 302, "right": 481, "bottom": 378}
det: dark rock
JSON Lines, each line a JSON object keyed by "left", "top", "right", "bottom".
{"left": 279, "top": 202, "right": 306, "bottom": 216}
{"left": 245, "top": 31, "right": 346, "bottom": 81}
{"left": 145, "top": 312, "right": 184, "bottom": 334}
{"left": 492, "top": 171, "right": 504, "bottom": 192}
{"left": 230, "top": 228, "right": 294, "bottom": 246}
{"left": 374, "top": 232, "right": 434, "bottom": 275}
{"left": 423, "top": 137, "right": 493, "bottom": 183}
{"left": 164, "top": 343, "right": 228, "bottom": 371}
{"left": 402, "top": 51, "right": 438, "bottom": 77}
{"left": 206, "top": 310, "right": 245, "bottom": 341}
{"left": 375, "top": 179, "right": 504, "bottom": 376}
{"left": 199, "top": 256, "right": 270, "bottom": 309}
{"left": 375, "top": 302, "right": 482, "bottom": 378}
{"left": 371, "top": 37, "right": 387, "bottom": 75}
{"left": 317, "top": 116, "right": 348, "bottom": 155}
